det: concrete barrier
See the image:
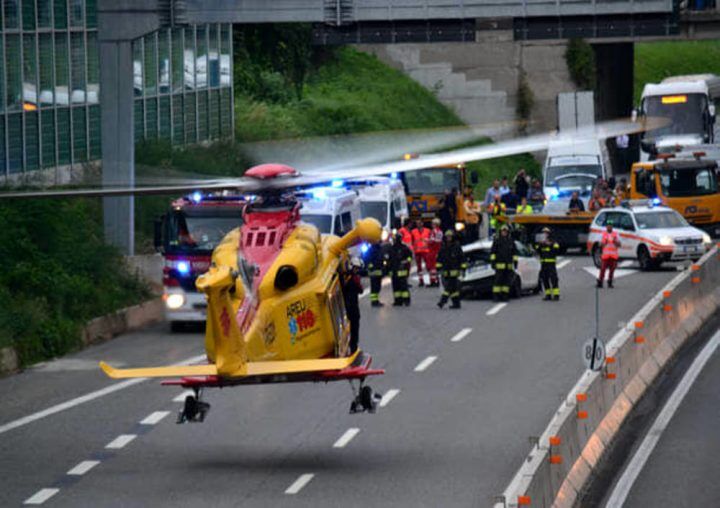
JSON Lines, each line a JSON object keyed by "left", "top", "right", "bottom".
{"left": 496, "top": 245, "right": 720, "bottom": 508}
{"left": 0, "top": 297, "right": 164, "bottom": 377}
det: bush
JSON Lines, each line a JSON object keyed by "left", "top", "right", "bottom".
{"left": 0, "top": 199, "right": 149, "bottom": 365}
{"left": 516, "top": 71, "right": 535, "bottom": 123}
{"left": 565, "top": 38, "right": 596, "bottom": 90}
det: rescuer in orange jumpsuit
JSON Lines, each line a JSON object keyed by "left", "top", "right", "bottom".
{"left": 411, "top": 219, "right": 431, "bottom": 287}
{"left": 427, "top": 218, "right": 443, "bottom": 287}
{"left": 597, "top": 220, "right": 621, "bottom": 288}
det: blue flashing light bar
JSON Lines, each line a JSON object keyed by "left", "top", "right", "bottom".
{"left": 176, "top": 260, "right": 191, "bottom": 275}
{"left": 331, "top": 179, "right": 344, "bottom": 188}
{"left": 190, "top": 191, "right": 203, "bottom": 203}
{"left": 360, "top": 243, "right": 370, "bottom": 254}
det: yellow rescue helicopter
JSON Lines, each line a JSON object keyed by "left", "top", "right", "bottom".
{"left": 0, "top": 120, "right": 652, "bottom": 423}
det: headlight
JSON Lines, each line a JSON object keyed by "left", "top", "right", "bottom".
{"left": 702, "top": 233, "right": 711, "bottom": 244}
{"left": 381, "top": 229, "right": 389, "bottom": 242}
{"left": 455, "top": 222, "right": 465, "bottom": 232}
{"left": 165, "top": 293, "right": 185, "bottom": 310}
{"left": 659, "top": 236, "right": 673, "bottom": 246}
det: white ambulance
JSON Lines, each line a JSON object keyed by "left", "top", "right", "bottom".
{"left": 297, "top": 186, "right": 362, "bottom": 257}
{"left": 347, "top": 177, "right": 409, "bottom": 231}
{"left": 587, "top": 201, "right": 712, "bottom": 270}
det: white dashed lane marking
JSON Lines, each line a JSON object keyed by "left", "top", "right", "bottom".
{"left": 23, "top": 488, "right": 59, "bottom": 505}
{"left": 67, "top": 460, "right": 100, "bottom": 476}
{"left": 0, "top": 353, "right": 207, "bottom": 436}
{"left": 414, "top": 356, "right": 437, "bottom": 372}
{"left": 379, "top": 389, "right": 400, "bottom": 407}
{"left": 486, "top": 303, "right": 507, "bottom": 316}
{"left": 557, "top": 259, "right": 572, "bottom": 270}
{"left": 140, "top": 411, "right": 170, "bottom": 425}
{"left": 450, "top": 328, "right": 472, "bottom": 343}
{"left": 285, "top": 473, "right": 315, "bottom": 495}
{"left": 333, "top": 428, "right": 360, "bottom": 448}
{"left": 105, "top": 434, "right": 137, "bottom": 449}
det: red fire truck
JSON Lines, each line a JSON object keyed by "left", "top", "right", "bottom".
{"left": 154, "top": 192, "right": 246, "bottom": 330}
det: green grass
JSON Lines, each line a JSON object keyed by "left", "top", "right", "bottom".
{"left": 634, "top": 40, "right": 720, "bottom": 102}
{"left": 235, "top": 48, "right": 462, "bottom": 140}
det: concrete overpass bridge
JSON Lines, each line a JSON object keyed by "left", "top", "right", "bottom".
{"left": 99, "top": 0, "right": 718, "bottom": 253}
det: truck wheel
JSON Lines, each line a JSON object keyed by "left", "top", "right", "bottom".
{"left": 637, "top": 245, "right": 653, "bottom": 271}
{"left": 592, "top": 244, "right": 602, "bottom": 268}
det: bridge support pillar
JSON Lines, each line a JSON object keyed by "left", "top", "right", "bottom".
{"left": 98, "top": 1, "right": 160, "bottom": 255}
{"left": 594, "top": 43, "right": 637, "bottom": 174}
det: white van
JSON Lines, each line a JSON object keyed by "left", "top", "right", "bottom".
{"left": 347, "top": 177, "right": 409, "bottom": 230}
{"left": 297, "top": 187, "right": 362, "bottom": 257}
{"left": 543, "top": 138, "right": 606, "bottom": 206}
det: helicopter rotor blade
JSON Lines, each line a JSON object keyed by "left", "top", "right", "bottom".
{"left": 0, "top": 117, "right": 666, "bottom": 200}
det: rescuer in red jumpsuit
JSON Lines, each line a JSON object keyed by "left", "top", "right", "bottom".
{"left": 427, "top": 218, "right": 443, "bottom": 287}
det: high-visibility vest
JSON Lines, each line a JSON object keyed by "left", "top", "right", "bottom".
{"left": 516, "top": 204, "right": 533, "bottom": 215}
{"left": 601, "top": 231, "right": 619, "bottom": 260}
{"left": 399, "top": 227, "right": 413, "bottom": 249}
{"left": 490, "top": 203, "right": 506, "bottom": 227}
{"left": 412, "top": 227, "right": 430, "bottom": 253}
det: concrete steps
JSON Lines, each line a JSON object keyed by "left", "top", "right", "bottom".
{"left": 382, "top": 44, "right": 515, "bottom": 125}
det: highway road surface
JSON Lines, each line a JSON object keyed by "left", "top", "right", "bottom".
{"left": 605, "top": 327, "right": 720, "bottom": 508}
{"left": 0, "top": 256, "right": 680, "bottom": 507}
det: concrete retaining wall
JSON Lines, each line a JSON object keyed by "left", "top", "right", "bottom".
{"left": 0, "top": 298, "right": 164, "bottom": 377}
{"left": 495, "top": 245, "right": 720, "bottom": 507}
{"left": 357, "top": 34, "right": 576, "bottom": 133}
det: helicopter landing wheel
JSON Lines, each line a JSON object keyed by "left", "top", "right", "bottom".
{"left": 349, "top": 381, "right": 382, "bottom": 414}
{"left": 177, "top": 388, "right": 211, "bottom": 424}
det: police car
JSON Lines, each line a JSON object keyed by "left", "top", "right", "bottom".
{"left": 587, "top": 200, "right": 713, "bottom": 270}
{"left": 460, "top": 239, "right": 541, "bottom": 297}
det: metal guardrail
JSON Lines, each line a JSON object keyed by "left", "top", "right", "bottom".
{"left": 179, "top": 0, "right": 673, "bottom": 24}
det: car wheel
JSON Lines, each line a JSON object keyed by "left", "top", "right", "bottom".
{"left": 637, "top": 245, "right": 653, "bottom": 271}
{"left": 592, "top": 244, "right": 602, "bottom": 268}
{"left": 511, "top": 274, "right": 522, "bottom": 298}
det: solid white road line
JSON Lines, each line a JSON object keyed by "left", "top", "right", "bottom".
{"left": 619, "top": 260, "right": 635, "bottom": 268}
{"left": 140, "top": 411, "right": 170, "bottom": 425}
{"left": 486, "top": 303, "right": 507, "bottom": 316}
{"left": 105, "top": 434, "right": 137, "bottom": 450}
{"left": 23, "top": 488, "right": 60, "bottom": 505}
{"left": 333, "top": 428, "right": 360, "bottom": 448}
{"left": 173, "top": 390, "right": 194, "bottom": 403}
{"left": 285, "top": 473, "right": 315, "bottom": 495}
{"left": 450, "top": 328, "right": 473, "bottom": 343}
{"left": 414, "top": 356, "right": 437, "bottom": 372}
{"left": 379, "top": 389, "right": 400, "bottom": 408}
{"left": 0, "top": 353, "right": 207, "bottom": 436}
{"left": 359, "top": 288, "right": 370, "bottom": 299}
{"left": 67, "top": 460, "right": 100, "bottom": 476}
{"left": 605, "top": 329, "right": 720, "bottom": 508}
{"left": 557, "top": 259, "right": 572, "bottom": 270}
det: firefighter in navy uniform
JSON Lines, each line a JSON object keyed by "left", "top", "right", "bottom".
{"left": 536, "top": 226, "right": 560, "bottom": 301}
{"left": 389, "top": 233, "right": 413, "bottom": 306}
{"left": 341, "top": 258, "right": 364, "bottom": 354}
{"left": 490, "top": 225, "right": 517, "bottom": 302}
{"left": 366, "top": 241, "right": 386, "bottom": 307}
{"left": 436, "top": 230, "right": 467, "bottom": 309}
